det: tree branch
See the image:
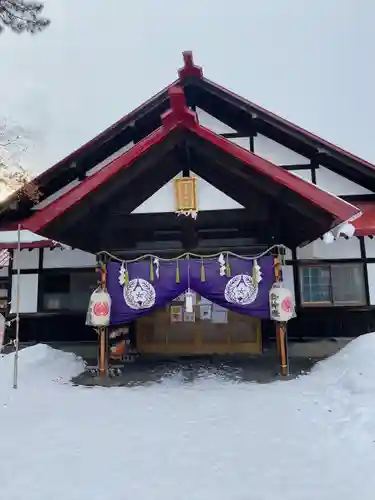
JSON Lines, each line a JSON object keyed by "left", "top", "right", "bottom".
{"left": 0, "top": 1, "right": 50, "bottom": 34}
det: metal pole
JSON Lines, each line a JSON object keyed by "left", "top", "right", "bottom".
{"left": 13, "top": 223, "right": 21, "bottom": 389}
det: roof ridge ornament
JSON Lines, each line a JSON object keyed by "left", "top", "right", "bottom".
{"left": 161, "top": 87, "right": 197, "bottom": 129}
{"left": 178, "top": 51, "right": 203, "bottom": 80}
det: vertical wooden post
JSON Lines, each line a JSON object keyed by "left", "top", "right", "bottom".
{"left": 97, "top": 255, "right": 108, "bottom": 378}
{"left": 274, "top": 252, "right": 289, "bottom": 377}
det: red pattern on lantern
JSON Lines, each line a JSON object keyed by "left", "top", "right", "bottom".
{"left": 281, "top": 297, "right": 293, "bottom": 313}
{"left": 93, "top": 301, "right": 109, "bottom": 317}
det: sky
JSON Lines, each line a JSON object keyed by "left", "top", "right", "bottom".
{"left": 0, "top": 0, "right": 374, "bottom": 174}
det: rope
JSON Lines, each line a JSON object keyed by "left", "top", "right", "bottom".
{"left": 97, "top": 244, "right": 287, "bottom": 264}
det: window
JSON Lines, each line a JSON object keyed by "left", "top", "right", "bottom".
{"left": 42, "top": 271, "right": 97, "bottom": 312}
{"left": 300, "top": 263, "right": 366, "bottom": 306}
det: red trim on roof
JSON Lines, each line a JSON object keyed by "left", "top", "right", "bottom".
{"left": 353, "top": 202, "right": 375, "bottom": 236}
{"left": 7, "top": 51, "right": 374, "bottom": 217}
{"left": 23, "top": 101, "right": 193, "bottom": 233}
{"left": 189, "top": 120, "right": 359, "bottom": 223}
{"left": 0, "top": 240, "right": 58, "bottom": 250}
{"left": 21, "top": 87, "right": 360, "bottom": 235}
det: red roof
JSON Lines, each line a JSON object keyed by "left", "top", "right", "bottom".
{"left": 20, "top": 87, "right": 360, "bottom": 235}
{"left": 353, "top": 202, "right": 375, "bottom": 236}
{"left": 6, "top": 51, "right": 375, "bottom": 210}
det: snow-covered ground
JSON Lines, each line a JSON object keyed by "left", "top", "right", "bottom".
{"left": 1, "top": 336, "right": 375, "bottom": 500}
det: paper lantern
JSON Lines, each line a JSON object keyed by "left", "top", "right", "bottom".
{"left": 269, "top": 284, "right": 295, "bottom": 322}
{"left": 87, "top": 289, "right": 111, "bottom": 327}
{"left": 322, "top": 231, "right": 334, "bottom": 244}
{"left": 337, "top": 222, "right": 356, "bottom": 239}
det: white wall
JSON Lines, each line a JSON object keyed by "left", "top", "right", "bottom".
{"left": 290, "top": 169, "right": 312, "bottom": 182}
{"left": 43, "top": 248, "right": 96, "bottom": 268}
{"left": 196, "top": 108, "right": 236, "bottom": 134}
{"left": 228, "top": 136, "right": 251, "bottom": 150}
{"left": 132, "top": 171, "right": 244, "bottom": 214}
{"left": 364, "top": 237, "right": 375, "bottom": 258}
{"left": 297, "top": 237, "right": 361, "bottom": 260}
{"left": 11, "top": 274, "right": 38, "bottom": 313}
{"left": 13, "top": 248, "right": 39, "bottom": 270}
{"left": 253, "top": 134, "right": 310, "bottom": 166}
{"left": 0, "top": 266, "right": 8, "bottom": 277}
{"left": 315, "top": 166, "right": 371, "bottom": 196}
{"left": 367, "top": 263, "right": 375, "bottom": 305}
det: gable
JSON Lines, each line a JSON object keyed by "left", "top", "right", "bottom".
{"left": 132, "top": 171, "right": 244, "bottom": 214}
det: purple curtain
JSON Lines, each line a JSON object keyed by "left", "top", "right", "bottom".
{"left": 107, "top": 255, "right": 274, "bottom": 325}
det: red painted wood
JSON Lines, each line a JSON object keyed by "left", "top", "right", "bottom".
{"left": 21, "top": 87, "right": 361, "bottom": 235}
{"left": 353, "top": 202, "right": 375, "bottom": 236}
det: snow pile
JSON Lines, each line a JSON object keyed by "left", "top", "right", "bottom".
{"left": 309, "top": 332, "right": 375, "bottom": 394}
{"left": 0, "top": 336, "right": 375, "bottom": 500}
{"left": 0, "top": 343, "right": 85, "bottom": 391}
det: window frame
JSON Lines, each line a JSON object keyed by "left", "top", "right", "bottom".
{"left": 299, "top": 262, "right": 367, "bottom": 307}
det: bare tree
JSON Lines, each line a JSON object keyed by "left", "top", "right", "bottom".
{"left": 0, "top": 121, "right": 41, "bottom": 202}
{"left": 0, "top": 1, "right": 49, "bottom": 34}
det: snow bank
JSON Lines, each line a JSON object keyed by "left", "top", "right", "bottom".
{"left": 0, "top": 343, "right": 85, "bottom": 390}
{"left": 0, "top": 337, "right": 375, "bottom": 500}
{"left": 309, "top": 332, "right": 375, "bottom": 394}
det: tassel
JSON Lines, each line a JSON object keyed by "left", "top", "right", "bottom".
{"left": 200, "top": 260, "right": 206, "bottom": 282}
{"left": 149, "top": 258, "right": 155, "bottom": 281}
{"left": 175, "top": 259, "right": 180, "bottom": 283}
{"left": 124, "top": 269, "right": 129, "bottom": 286}
{"left": 226, "top": 253, "right": 231, "bottom": 277}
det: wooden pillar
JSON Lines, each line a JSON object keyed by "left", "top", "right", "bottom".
{"left": 97, "top": 255, "right": 109, "bottom": 378}
{"left": 273, "top": 252, "right": 289, "bottom": 377}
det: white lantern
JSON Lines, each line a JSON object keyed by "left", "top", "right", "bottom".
{"left": 87, "top": 289, "right": 111, "bottom": 327}
{"left": 269, "top": 284, "right": 295, "bottom": 322}
{"left": 0, "top": 313, "right": 5, "bottom": 352}
{"left": 322, "top": 231, "right": 334, "bottom": 244}
{"left": 337, "top": 222, "right": 356, "bottom": 239}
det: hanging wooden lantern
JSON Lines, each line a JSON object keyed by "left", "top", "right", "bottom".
{"left": 174, "top": 177, "right": 198, "bottom": 215}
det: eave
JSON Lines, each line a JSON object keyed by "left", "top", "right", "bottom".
{"left": 16, "top": 87, "right": 360, "bottom": 251}
{"left": 1, "top": 51, "right": 375, "bottom": 228}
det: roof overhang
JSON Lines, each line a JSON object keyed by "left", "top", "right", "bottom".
{"left": 12, "top": 87, "right": 360, "bottom": 251}
{"left": 352, "top": 201, "right": 375, "bottom": 236}
{"left": 1, "top": 51, "right": 375, "bottom": 227}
